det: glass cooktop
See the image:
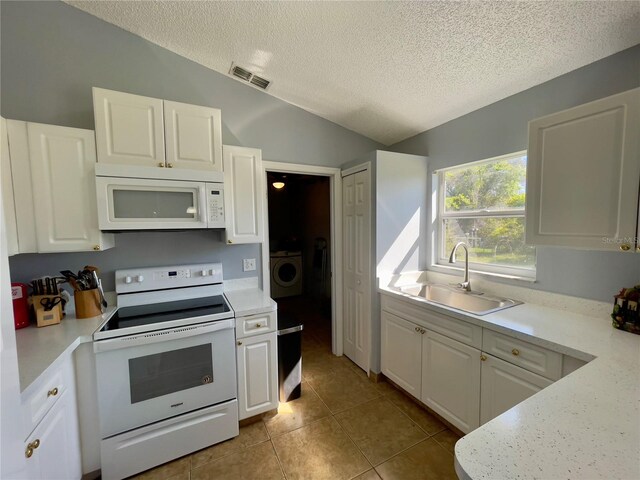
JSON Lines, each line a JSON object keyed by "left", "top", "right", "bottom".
{"left": 99, "top": 295, "right": 231, "bottom": 333}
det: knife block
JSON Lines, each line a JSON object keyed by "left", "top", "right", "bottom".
{"left": 74, "top": 289, "right": 102, "bottom": 319}
{"left": 32, "top": 295, "right": 63, "bottom": 328}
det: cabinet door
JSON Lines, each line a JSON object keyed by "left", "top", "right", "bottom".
{"left": 6, "top": 120, "right": 37, "bottom": 253}
{"left": 164, "top": 100, "right": 222, "bottom": 171}
{"left": 1, "top": 117, "right": 19, "bottom": 255}
{"left": 526, "top": 87, "right": 640, "bottom": 251}
{"left": 237, "top": 331, "right": 278, "bottom": 420}
{"left": 27, "top": 123, "right": 114, "bottom": 252}
{"left": 223, "top": 145, "right": 264, "bottom": 244}
{"left": 24, "top": 391, "right": 82, "bottom": 480}
{"left": 421, "top": 330, "right": 480, "bottom": 433}
{"left": 480, "top": 353, "right": 552, "bottom": 425}
{"left": 93, "top": 87, "right": 165, "bottom": 167}
{"left": 381, "top": 311, "right": 422, "bottom": 399}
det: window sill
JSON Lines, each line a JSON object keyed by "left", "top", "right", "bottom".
{"left": 430, "top": 263, "right": 537, "bottom": 284}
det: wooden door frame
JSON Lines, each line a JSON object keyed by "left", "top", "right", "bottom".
{"left": 261, "top": 161, "right": 343, "bottom": 356}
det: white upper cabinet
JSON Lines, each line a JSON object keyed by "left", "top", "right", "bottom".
{"left": 223, "top": 145, "right": 264, "bottom": 244}
{"left": 93, "top": 88, "right": 224, "bottom": 172}
{"left": 93, "top": 87, "right": 165, "bottom": 167}
{"left": 164, "top": 100, "right": 222, "bottom": 171}
{"left": 1, "top": 117, "right": 19, "bottom": 256}
{"left": 526, "top": 88, "right": 640, "bottom": 251}
{"left": 20, "top": 122, "right": 114, "bottom": 253}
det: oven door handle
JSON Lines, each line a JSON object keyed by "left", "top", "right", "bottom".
{"left": 93, "top": 318, "right": 235, "bottom": 353}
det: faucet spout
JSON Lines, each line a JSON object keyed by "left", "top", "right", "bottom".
{"left": 448, "top": 242, "right": 471, "bottom": 292}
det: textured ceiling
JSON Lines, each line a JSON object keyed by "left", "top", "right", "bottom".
{"left": 64, "top": 1, "right": 640, "bottom": 145}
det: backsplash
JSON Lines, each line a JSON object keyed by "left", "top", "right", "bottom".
{"left": 8, "top": 230, "right": 261, "bottom": 291}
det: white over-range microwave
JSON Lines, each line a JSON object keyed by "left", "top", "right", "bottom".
{"left": 95, "top": 164, "right": 225, "bottom": 230}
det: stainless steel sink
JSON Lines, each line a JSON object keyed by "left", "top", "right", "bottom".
{"left": 397, "top": 284, "right": 522, "bottom": 315}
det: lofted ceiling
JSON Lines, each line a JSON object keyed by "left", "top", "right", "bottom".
{"left": 65, "top": 1, "right": 640, "bottom": 145}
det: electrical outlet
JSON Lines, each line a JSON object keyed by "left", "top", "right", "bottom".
{"left": 243, "top": 258, "right": 256, "bottom": 272}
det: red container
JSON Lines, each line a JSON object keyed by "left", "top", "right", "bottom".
{"left": 11, "top": 283, "right": 30, "bottom": 329}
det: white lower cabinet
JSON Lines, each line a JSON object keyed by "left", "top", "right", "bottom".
{"left": 480, "top": 353, "right": 553, "bottom": 425}
{"left": 381, "top": 294, "right": 559, "bottom": 435}
{"left": 381, "top": 311, "right": 422, "bottom": 399}
{"left": 24, "top": 391, "right": 81, "bottom": 480}
{"left": 421, "top": 331, "right": 480, "bottom": 433}
{"left": 22, "top": 357, "right": 81, "bottom": 480}
{"left": 236, "top": 330, "right": 278, "bottom": 420}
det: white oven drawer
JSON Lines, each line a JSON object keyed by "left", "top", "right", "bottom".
{"left": 100, "top": 399, "right": 239, "bottom": 480}
{"left": 236, "top": 311, "right": 276, "bottom": 339}
{"left": 482, "top": 329, "right": 562, "bottom": 381}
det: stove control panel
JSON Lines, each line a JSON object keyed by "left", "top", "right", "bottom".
{"left": 115, "top": 263, "right": 224, "bottom": 294}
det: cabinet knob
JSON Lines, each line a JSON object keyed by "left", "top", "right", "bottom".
{"left": 256, "top": 323, "right": 262, "bottom": 328}
{"left": 511, "top": 348, "right": 520, "bottom": 356}
{"left": 414, "top": 327, "right": 419, "bottom": 332}
{"left": 158, "top": 163, "right": 165, "bottom": 168}
{"left": 167, "top": 163, "right": 173, "bottom": 168}
{"left": 620, "top": 244, "right": 631, "bottom": 251}
{"left": 420, "top": 328, "right": 426, "bottom": 334}
{"left": 47, "top": 387, "right": 59, "bottom": 397}
{"left": 480, "top": 354, "right": 487, "bottom": 361}
{"left": 25, "top": 439, "right": 40, "bottom": 457}
{"left": 237, "top": 341, "right": 242, "bottom": 346}
{"left": 93, "top": 245, "right": 100, "bottom": 251}
{"left": 228, "top": 240, "right": 233, "bottom": 244}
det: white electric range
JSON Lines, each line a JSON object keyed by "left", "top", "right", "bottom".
{"left": 93, "top": 263, "right": 239, "bottom": 480}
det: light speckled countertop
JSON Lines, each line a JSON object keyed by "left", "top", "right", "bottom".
{"left": 15, "top": 292, "right": 116, "bottom": 394}
{"left": 379, "top": 285, "right": 640, "bottom": 480}
{"left": 224, "top": 288, "right": 277, "bottom": 317}
{"left": 15, "top": 288, "right": 276, "bottom": 395}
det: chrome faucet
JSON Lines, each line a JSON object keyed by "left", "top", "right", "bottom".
{"left": 449, "top": 242, "right": 471, "bottom": 292}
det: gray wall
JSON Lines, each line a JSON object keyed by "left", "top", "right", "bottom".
{"left": 390, "top": 45, "right": 640, "bottom": 302}
{"left": 1, "top": 1, "right": 380, "bottom": 287}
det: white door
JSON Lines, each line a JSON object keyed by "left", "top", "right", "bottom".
{"left": 0, "top": 117, "right": 18, "bottom": 255}
{"left": 24, "top": 391, "right": 82, "bottom": 480}
{"left": 480, "top": 353, "right": 553, "bottom": 425}
{"left": 223, "top": 145, "right": 264, "bottom": 244}
{"left": 380, "top": 311, "right": 422, "bottom": 399}
{"left": 342, "top": 169, "right": 371, "bottom": 372}
{"left": 164, "top": 100, "right": 222, "bottom": 171}
{"left": 27, "top": 123, "right": 113, "bottom": 252}
{"left": 421, "top": 330, "right": 481, "bottom": 433}
{"left": 236, "top": 332, "right": 278, "bottom": 420}
{"left": 93, "top": 87, "right": 165, "bottom": 167}
{"left": 526, "top": 87, "right": 640, "bottom": 251}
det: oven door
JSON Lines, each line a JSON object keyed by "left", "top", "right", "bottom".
{"left": 94, "top": 319, "right": 236, "bottom": 438}
{"left": 96, "top": 176, "right": 208, "bottom": 230}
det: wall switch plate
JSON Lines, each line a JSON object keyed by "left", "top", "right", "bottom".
{"left": 243, "top": 258, "right": 256, "bottom": 272}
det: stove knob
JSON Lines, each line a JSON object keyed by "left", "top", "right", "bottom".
{"left": 201, "top": 270, "right": 208, "bottom": 277}
{"left": 136, "top": 275, "right": 144, "bottom": 283}
{"left": 124, "top": 276, "right": 132, "bottom": 284}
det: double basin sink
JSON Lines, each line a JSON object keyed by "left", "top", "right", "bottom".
{"left": 395, "top": 283, "right": 522, "bottom": 315}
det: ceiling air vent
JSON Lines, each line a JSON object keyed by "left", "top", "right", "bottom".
{"left": 229, "top": 63, "right": 271, "bottom": 90}
{"left": 250, "top": 75, "right": 270, "bottom": 90}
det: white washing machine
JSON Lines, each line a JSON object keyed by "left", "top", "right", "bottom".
{"left": 270, "top": 251, "right": 303, "bottom": 298}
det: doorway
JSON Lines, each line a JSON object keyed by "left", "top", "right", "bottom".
{"left": 261, "top": 162, "right": 342, "bottom": 356}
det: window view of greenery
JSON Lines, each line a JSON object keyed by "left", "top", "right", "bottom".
{"left": 441, "top": 154, "right": 535, "bottom": 270}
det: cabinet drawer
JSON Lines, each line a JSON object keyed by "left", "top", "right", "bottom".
{"left": 236, "top": 311, "right": 276, "bottom": 339}
{"left": 22, "top": 358, "right": 73, "bottom": 439}
{"left": 381, "top": 294, "right": 482, "bottom": 348}
{"left": 482, "top": 329, "right": 562, "bottom": 381}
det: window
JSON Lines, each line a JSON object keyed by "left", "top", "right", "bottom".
{"left": 436, "top": 151, "right": 535, "bottom": 278}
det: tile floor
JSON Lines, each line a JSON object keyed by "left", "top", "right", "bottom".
{"left": 131, "top": 296, "right": 460, "bottom": 480}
